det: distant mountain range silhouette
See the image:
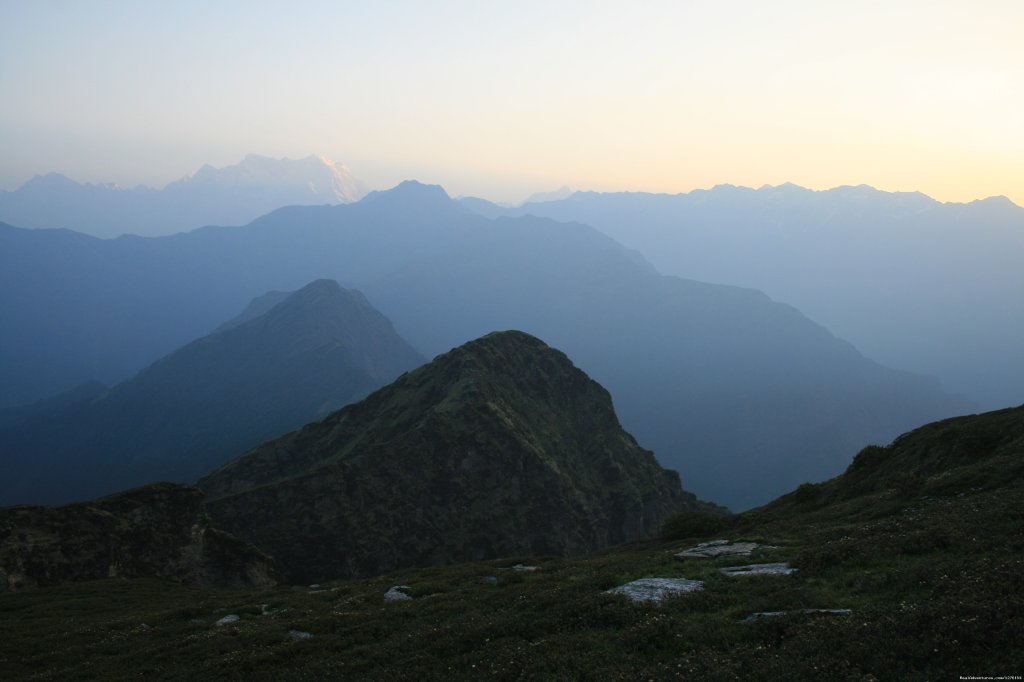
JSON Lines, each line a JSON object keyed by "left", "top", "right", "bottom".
{"left": 0, "top": 154, "right": 367, "bottom": 238}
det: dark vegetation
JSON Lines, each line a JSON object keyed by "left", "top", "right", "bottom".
{"left": 2, "top": 404, "right": 1021, "bottom": 680}
{"left": 199, "top": 331, "right": 718, "bottom": 583}
{"left": 0, "top": 483, "right": 274, "bottom": 591}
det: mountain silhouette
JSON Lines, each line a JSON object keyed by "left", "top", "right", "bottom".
{"left": 0, "top": 279, "right": 423, "bottom": 505}
{"left": 0, "top": 154, "right": 367, "bottom": 238}
{"left": 200, "top": 331, "right": 718, "bottom": 583}
{"left": 461, "top": 184, "right": 1024, "bottom": 410}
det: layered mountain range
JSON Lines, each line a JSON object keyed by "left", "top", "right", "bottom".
{"left": 0, "top": 181, "right": 972, "bottom": 508}
{"left": 0, "top": 154, "right": 366, "bottom": 238}
{"left": 462, "top": 184, "right": 1024, "bottom": 410}
{"left": 0, "top": 279, "right": 423, "bottom": 505}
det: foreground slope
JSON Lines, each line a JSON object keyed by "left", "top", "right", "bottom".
{"left": 200, "top": 331, "right": 715, "bottom": 583}
{"left": 0, "top": 279, "right": 423, "bottom": 505}
{"left": 3, "top": 406, "right": 1020, "bottom": 680}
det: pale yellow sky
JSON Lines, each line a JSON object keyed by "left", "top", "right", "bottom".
{"left": 1, "top": 1, "right": 1021, "bottom": 205}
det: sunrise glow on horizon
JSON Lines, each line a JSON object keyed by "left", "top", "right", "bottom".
{"left": 1, "top": 0, "right": 1021, "bottom": 205}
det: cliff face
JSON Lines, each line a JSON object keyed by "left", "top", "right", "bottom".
{"left": 0, "top": 483, "right": 275, "bottom": 591}
{"left": 200, "top": 331, "right": 721, "bottom": 583}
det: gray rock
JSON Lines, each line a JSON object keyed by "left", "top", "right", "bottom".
{"left": 741, "top": 608, "right": 852, "bottom": 622}
{"left": 503, "top": 564, "right": 540, "bottom": 572}
{"left": 605, "top": 577, "right": 704, "bottom": 604}
{"left": 288, "top": 629, "right": 314, "bottom": 640}
{"left": 719, "top": 563, "right": 797, "bottom": 577}
{"left": 384, "top": 585, "right": 413, "bottom": 602}
{"left": 215, "top": 614, "right": 241, "bottom": 626}
{"left": 481, "top": 576, "right": 501, "bottom": 585}
{"left": 675, "top": 540, "right": 767, "bottom": 559}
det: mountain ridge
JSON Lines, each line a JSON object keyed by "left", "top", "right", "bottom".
{"left": 0, "top": 279, "right": 424, "bottom": 505}
{"left": 0, "top": 182, "right": 972, "bottom": 508}
{"left": 199, "top": 330, "right": 718, "bottom": 583}
{"left": 0, "top": 154, "right": 367, "bottom": 238}
{"left": 460, "top": 182, "right": 1024, "bottom": 409}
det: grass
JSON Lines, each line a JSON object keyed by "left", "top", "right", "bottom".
{"left": 2, "top": 477, "right": 1022, "bottom": 681}
{"left": 4, "top": 406, "right": 1023, "bottom": 680}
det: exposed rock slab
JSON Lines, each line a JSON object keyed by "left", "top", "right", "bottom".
{"left": 605, "top": 578, "right": 704, "bottom": 604}
{"left": 719, "top": 563, "right": 797, "bottom": 577}
{"left": 216, "top": 615, "right": 240, "bottom": 626}
{"left": 675, "top": 540, "right": 768, "bottom": 559}
{"left": 384, "top": 585, "right": 413, "bottom": 602}
{"left": 741, "top": 609, "right": 852, "bottom": 622}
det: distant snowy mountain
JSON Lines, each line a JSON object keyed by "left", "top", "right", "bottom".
{"left": 0, "top": 154, "right": 368, "bottom": 238}
{"left": 522, "top": 186, "right": 574, "bottom": 204}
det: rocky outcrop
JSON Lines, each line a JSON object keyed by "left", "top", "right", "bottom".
{"left": 605, "top": 578, "right": 704, "bottom": 604}
{"left": 675, "top": 540, "right": 769, "bottom": 559}
{"left": 741, "top": 609, "right": 851, "bottom": 622}
{"left": 719, "top": 563, "right": 797, "bottom": 577}
{"left": 0, "top": 482, "right": 275, "bottom": 591}
{"left": 201, "top": 331, "right": 721, "bottom": 583}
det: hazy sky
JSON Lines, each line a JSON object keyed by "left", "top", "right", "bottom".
{"left": 1, "top": 0, "right": 1021, "bottom": 204}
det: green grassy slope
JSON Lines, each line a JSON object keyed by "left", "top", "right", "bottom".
{"left": 2, "top": 406, "right": 1021, "bottom": 680}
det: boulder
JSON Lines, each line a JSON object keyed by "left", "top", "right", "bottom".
{"left": 605, "top": 577, "right": 704, "bottom": 604}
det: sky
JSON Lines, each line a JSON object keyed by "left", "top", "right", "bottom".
{"left": 1, "top": 0, "right": 1021, "bottom": 204}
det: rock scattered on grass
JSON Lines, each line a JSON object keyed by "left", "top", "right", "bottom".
{"left": 288, "top": 629, "right": 314, "bottom": 640}
{"left": 719, "top": 563, "right": 797, "bottom": 577}
{"left": 384, "top": 585, "right": 413, "bottom": 602}
{"left": 741, "top": 609, "right": 851, "bottom": 622}
{"left": 675, "top": 540, "right": 768, "bottom": 559}
{"left": 481, "top": 576, "right": 501, "bottom": 585}
{"left": 215, "top": 614, "right": 240, "bottom": 626}
{"left": 605, "top": 578, "right": 704, "bottom": 604}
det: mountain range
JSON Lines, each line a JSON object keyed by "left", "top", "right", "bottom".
{"left": 0, "top": 279, "right": 423, "bottom": 505}
{"left": 0, "top": 181, "right": 972, "bottom": 508}
{"left": 0, "top": 154, "right": 367, "bottom": 238}
{"left": 461, "top": 184, "right": 1024, "bottom": 410}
